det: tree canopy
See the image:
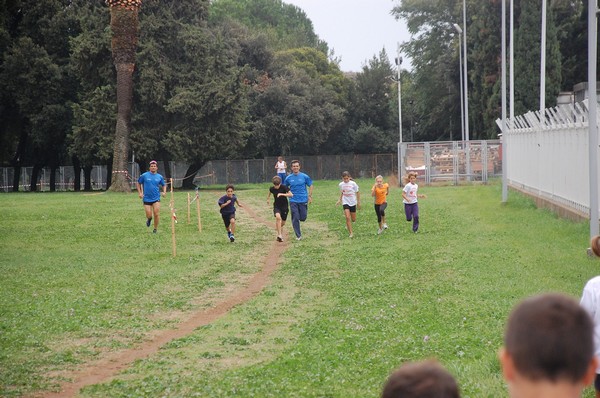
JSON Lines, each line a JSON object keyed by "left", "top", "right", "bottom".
{"left": 0, "top": 0, "right": 594, "bottom": 190}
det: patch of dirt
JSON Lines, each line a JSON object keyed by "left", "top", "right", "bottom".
{"left": 35, "top": 201, "right": 288, "bottom": 398}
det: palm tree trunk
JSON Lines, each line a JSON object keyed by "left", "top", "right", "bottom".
{"left": 109, "top": 62, "right": 135, "bottom": 192}
{"left": 106, "top": 3, "right": 140, "bottom": 192}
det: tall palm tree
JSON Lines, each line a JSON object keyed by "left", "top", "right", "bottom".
{"left": 106, "top": 0, "right": 142, "bottom": 192}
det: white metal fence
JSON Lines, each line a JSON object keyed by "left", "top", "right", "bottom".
{"left": 497, "top": 100, "right": 593, "bottom": 218}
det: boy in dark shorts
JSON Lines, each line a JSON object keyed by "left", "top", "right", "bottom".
{"left": 218, "top": 184, "right": 242, "bottom": 242}
{"left": 266, "top": 176, "right": 293, "bottom": 242}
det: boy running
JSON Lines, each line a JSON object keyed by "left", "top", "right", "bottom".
{"left": 218, "top": 184, "right": 242, "bottom": 242}
{"left": 266, "top": 176, "right": 293, "bottom": 242}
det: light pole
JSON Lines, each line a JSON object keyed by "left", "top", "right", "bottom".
{"left": 409, "top": 99, "right": 415, "bottom": 142}
{"left": 395, "top": 44, "right": 403, "bottom": 144}
{"left": 588, "top": 0, "right": 598, "bottom": 238}
{"left": 453, "top": 23, "right": 465, "bottom": 142}
{"left": 462, "top": 0, "right": 469, "bottom": 142}
{"left": 395, "top": 44, "right": 403, "bottom": 186}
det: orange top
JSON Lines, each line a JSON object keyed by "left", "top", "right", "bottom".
{"left": 373, "top": 183, "right": 389, "bottom": 205}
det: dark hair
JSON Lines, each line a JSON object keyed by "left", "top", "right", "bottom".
{"left": 591, "top": 235, "right": 600, "bottom": 257}
{"left": 225, "top": 184, "right": 234, "bottom": 191}
{"left": 342, "top": 171, "right": 351, "bottom": 178}
{"left": 381, "top": 360, "right": 460, "bottom": 398}
{"left": 272, "top": 176, "right": 281, "bottom": 184}
{"left": 291, "top": 160, "right": 300, "bottom": 166}
{"left": 504, "top": 293, "right": 594, "bottom": 382}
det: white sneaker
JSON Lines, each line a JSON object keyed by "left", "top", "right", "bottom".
{"left": 377, "top": 228, "right": 383, "bottom": 235}
{"left": 349, "top": 233, "right": 353, "bottom": 238}
{"left": 383, "top": 223, "right": 388, "bottom": 229}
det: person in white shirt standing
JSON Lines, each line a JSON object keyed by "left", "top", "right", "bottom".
{"left": 336, "top": 171, "right": 360, "bottom": 238}
{"left": 275, "top": 156, "right": 287, "bottom": 183}
{"left": 580, "top": 235, "right": 600, "bottom": 398}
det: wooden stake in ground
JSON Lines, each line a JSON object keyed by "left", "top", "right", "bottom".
{"left": 187, "top": 193, "right": 191, "bottom": 224}
{"left": 170, "top": 178, "right": 176, "bottom": 257}
{"left": 196, "top": 188, "right": 202, "bottom": 232}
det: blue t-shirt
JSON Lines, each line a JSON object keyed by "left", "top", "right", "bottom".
{"left": 218, "top": 194, "right": 237, "bottom": 215}
{"left": 138, "top": 171, "right": 165, "bottom": 202}
{"left": 284, "top": 172, "right": 312, "bottom": 203}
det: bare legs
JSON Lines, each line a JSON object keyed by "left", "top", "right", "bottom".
{"left": 144, "top": 202, "right": 161, "bottom": 231}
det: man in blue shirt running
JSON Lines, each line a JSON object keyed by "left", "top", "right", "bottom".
{"left": 283, "top": 160, "right": 313, "bottom": 240}
{"left": 136, "top": 160, "right": 167, "bottom": 233}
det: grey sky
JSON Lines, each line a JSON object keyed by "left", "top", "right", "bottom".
{"left": 283, "top": 0, "right": 412, "bottom": 72}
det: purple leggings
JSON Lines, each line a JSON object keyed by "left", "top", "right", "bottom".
{"left": 404, "top": 203, "right": 419, "bottom": 232}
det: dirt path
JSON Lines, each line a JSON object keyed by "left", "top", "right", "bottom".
{"left": 39, "top": 202, "right": 287, "bottom": 398}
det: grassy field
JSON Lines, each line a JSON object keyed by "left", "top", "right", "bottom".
{"left": 1, "top": 179, "right": 598, "bottom": 397}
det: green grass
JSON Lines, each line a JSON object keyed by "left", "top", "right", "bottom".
{"left": 1, "top": 180, "right": 598, "bottom": 397}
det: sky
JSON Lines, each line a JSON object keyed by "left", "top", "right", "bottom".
{"left": 283, "top": 0, "right": 412, "bottom": 72}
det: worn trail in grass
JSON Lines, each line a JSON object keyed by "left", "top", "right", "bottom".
{"left": 40, "top": 199, "right": 289, "bottom": 398}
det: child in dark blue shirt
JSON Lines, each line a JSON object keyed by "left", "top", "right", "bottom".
{"left": 218, "top": 184, "right": 242, "bottom": 242}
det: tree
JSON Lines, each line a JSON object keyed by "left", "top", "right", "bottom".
{"left": 69, "top": 1, "right": 115, "bottom": 190}
{"left": 392, "top": 0, "right": 466, "bottom": 142}
{"left": 514, "top": 0, "right": 561, "bottom": 114}
{"left": 128, "top": 0, "right": 249, "bottom": 189}
{"left": 0, "top": 0, "right": 77, "bottom": 191}
{"left": 245, "top": 47, "right": 346, "bottom": 157}
{"left": 106, "top": 0, "right": 142, "bottom": 192}
{"left": 209, "top": 0, "right": 329, "bottom": 54}
{"left": 469, "top": 0, "right": 502, "bottom": 139}
{"left": 345, "top": 50, "right": 398, "bottom": 152}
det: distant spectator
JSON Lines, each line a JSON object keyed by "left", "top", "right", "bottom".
{"left": 381, "top": 359, "right": 460, "bottom": 398}
{"left": 499, "top": 293, "right": 597, "bottom": 398}
{"left": 275, "top": 156, "right": 287, "bottom": 182}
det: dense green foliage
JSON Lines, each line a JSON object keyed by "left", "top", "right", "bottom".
{"left": 0, "top": 0, "right": 594, "bottom": 189}
{"left": 393, "top": 0, "right": 592, "bottom": 140}
{"left": 1, "top": 181, "right": 598, "bottom": 397}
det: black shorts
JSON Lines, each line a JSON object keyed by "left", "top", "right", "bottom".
{"left": 274, "top": 207, "right": 289, "bottom": 221}
{"left": 343, "top": 204, "right": 357, "bottom": 213}
{"left": 221, "top": 212, "right": 235, "bottom": 228}
{"left": 143, "top": 200, "right": 159, "bottom": 206}
{"left": 595, "top": 373, "right": 600, "bottom": 391}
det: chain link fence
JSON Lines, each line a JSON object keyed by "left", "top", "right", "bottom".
{"left": 1, "top": 144, "right": 501, "bottom": 192}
